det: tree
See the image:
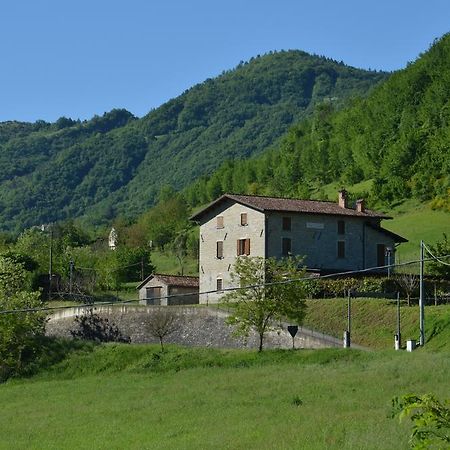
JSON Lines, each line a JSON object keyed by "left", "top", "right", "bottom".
{"left": 224, "top": 256, "right": 307, "bottom": 351}
{"left": 146, "top": 307, "right": 180, "bottom": 351}
{"left": 396, "top": 273, "right": 419, "bottom": 306}
{"left": 0, "top": 256, "right": 46, "bottom": 381}
{"left": 392, "top": 393, "right": 450, "bottom": 449}
{"left": 427, "top": 234, "right": 450, "bottom": 278}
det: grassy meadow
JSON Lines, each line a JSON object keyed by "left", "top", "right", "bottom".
{"left": 303, "top": 300, "right": 450, "bottom": 350}
{"left": 1, "top": 344, "right": 449, "bottom": 450}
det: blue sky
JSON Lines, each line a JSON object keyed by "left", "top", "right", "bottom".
{"left": 1, "top": 0, "right": 449, "bottom": 122}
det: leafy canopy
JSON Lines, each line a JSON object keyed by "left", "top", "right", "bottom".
{"left": 224, "top": 256, "right": 307, "bottom": 351}
{"left": 0, "top": 256, "right": 46, "bottom": 381}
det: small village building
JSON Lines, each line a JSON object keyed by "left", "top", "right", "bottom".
{"left": 137, "top": 274, "right": 199, "bottom": 305}
{"left": 108, "top": 227, "right": 118, "bottom": 250}
{"left": 190, "top": 191, "right": 407, "bottom": 304}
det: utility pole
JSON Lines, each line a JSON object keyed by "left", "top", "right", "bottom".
{"left": 419, "top": 240, "right": 425, "bottom": 346}
{"left": 141, "top": 258, "right": 144, "bottom": 281}
{"left": 395, "top": 291, "right": 401, "bottom": 350}
{"left": 344, "top": 289, "right": 351, "bottom": 348}
{"left": 48, "top": 228, "right": 53, "bottom": 300}
{"left": 69, "top": 259, "right": 74, "bottom": 294}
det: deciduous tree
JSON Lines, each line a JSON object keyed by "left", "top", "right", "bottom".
{"left": 224, "top": 256, "right": 307, "bottom": 351}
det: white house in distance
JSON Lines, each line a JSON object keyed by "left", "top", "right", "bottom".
{"left": 190, "top": 191, "right": 407, "bottom": 304}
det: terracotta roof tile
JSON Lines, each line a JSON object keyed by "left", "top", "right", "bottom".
{"left": 191, "top": 194, "right": 391, "bottom": 221}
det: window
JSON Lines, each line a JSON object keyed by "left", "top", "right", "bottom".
{"left": 337, "top": 241, "right": 345, "bottom": 259}
{"left": 216, "top": 216, "right": 224, "bottom": 229}
{"left": 240, "top": 213, "right": 248, "bottom": 226}
{"left": 146, "top": 287, "right": 162, "bottom": 299}
{"left": 216, "top": 241, "right": 224, "bottom": 259}
{"left": 338, "top": 220, "right": 345, "bottom": 235}
{"left": 282, "top": 237, "right": 291, "bottom": 256}
{"left": 216, "top": 278, "right": 223, "bottom": 292}
{"left": 282, "top": 217, "right": 291, "bottom": 231}
{"left": 237, "top": 238, "right": 251, "bottom": 256}
{"left": 377, "top": 244, "right": 386, "bottom": 267}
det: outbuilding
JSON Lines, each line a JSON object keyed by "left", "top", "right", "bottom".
{"left": 137, "top": 274, "right": 199, "bottom": 305}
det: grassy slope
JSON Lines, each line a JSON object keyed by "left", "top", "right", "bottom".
{"left": 382, "top": 201, "right": 450, "bottom": 263}
{"left": 150, "top": 250, "right": 198, "bottom": 276}
{"left": 303, "top": 299, "right": 450, "bottom": 350}
{"left": 1, "top": 345, "right": 449, "bottom": 450}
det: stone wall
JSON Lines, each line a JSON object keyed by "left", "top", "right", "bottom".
{"left": 46, "top": 305, "right": 346, "bottom": 350}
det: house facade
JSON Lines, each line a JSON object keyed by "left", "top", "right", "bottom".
{"left": 190, "top": 191, "right": 407, "bottom": 304}
{"left": 137, "top": 274, "right": 199, "bottom": 305}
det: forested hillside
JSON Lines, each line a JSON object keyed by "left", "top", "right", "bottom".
{"left": 0, "top": 51, "right": 385, "bottom": 232}
{"left": 184, "top": 34, "right": 450, "bottom": 210}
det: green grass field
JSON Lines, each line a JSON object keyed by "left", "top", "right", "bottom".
{"left": 1, "top": 300, "right": 449, "bottom": 449}
{"left": 303, "top": 299, "right": 450, "bottom": 350}
{"left": 150, "top": 250, "right": 198, "bottom": 276}
{"left": 1, "top": 344, "right": 449, "bottom": 450}
{"left": 383, "top": 201, "right": 450, "bottom": 264}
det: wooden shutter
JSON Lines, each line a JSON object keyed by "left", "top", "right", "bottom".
{"left": 216, "top": 241, "right": 223, "bottom": 259}
{"left": 377, "top": 244, "right": 385, "bottom": 267}
{"left": 216, "top": 278, "right": 223, "bottom": 291}
{"left": 217, "top": 216, "right": 224, "bottom": 228}
{"left": 245, "top": 239, "right": 250, "bottom": 255}
{"left": 337, "top": 241, "right": 345, "bottom": 258}
{"left": 282, "top": 217, "right": 291, "bottom": 231}
{"left": 240, "top": 213, "right": 248, "bottom": 226}
{"left": 282, "top": 238, "right": 291, "bottom": 256}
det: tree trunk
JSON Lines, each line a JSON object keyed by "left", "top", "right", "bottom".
{"left": 258, "top": 333, "right": 264, "bottom": 352}
{"left": 159, "top": 337, "right": 164, "bottom": 352}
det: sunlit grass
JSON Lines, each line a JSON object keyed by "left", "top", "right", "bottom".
{"left": 1, "top": 345, "right": 449, "bottom": 449}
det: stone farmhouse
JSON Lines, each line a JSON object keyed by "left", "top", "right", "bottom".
{"left": 190, "top": 191, "right": 407, "bottom": 304}
{"left": 137, "top": 274, "right": 199, "bottom": 305}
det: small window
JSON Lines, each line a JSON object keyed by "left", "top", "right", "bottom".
{"left": 337, "top": 241, "right": 345, "bottom": 259}
{"left": 282, "top": 237, "right": 291, "bottom": 256}
{"left": 216, "top": 216, "right": 224, "bottom": 229}
{"left": 240, "top": 213, "right": 248, "bottom": 226}
{"left": 237, "top": 238, "right": 250, "bottom": 256}
{"left": 282, "top": 217, "right": 291, "bottom": 231}
{"left": 216, "top": 278, "right": 223, "bottom": 292}
{"left": 338, "top": 220, "right": 345, "bottom": 235}
{"left": 216, "top": 241, "right": 224, "bottom": 259}
{"left": 377, "top": 244, "right": 386, "bottom": 267}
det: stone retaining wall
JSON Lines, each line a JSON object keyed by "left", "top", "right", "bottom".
{"left": 46, "top": 305, "right": 345, "bottom": 350}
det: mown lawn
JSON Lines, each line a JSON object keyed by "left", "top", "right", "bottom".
{"left": 1, "top": 345, "right": 449, "bottom": 449}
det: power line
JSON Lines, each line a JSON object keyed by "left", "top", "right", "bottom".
{"left": 422, "top": 242, "right": 450, "bottom": 266}
{"left": 1, "top": 254, "right": 448, "bottom": 316}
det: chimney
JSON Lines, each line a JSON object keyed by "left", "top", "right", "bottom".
{"left": 338, "top": 190, "right": 348, "bottom": 209}
{"left": 356, "top": 199, "right": 365, "bottom": 213}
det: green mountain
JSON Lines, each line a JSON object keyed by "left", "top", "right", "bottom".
{"left": 0, "top": 51, "right": 386, "bottom": 232}
{"left": 184, "top": 34, "right": 450, "bottom": 210}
